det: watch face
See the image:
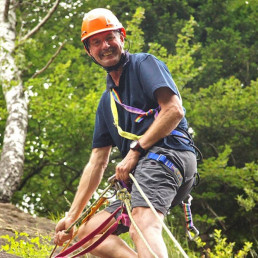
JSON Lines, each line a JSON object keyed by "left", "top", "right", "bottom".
{"left": 130, "top": 140, "right": 138, "bottom": 149}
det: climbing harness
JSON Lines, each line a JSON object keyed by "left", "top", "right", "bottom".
{"left": 182, "top": 195, "right": 199, "bottom": 240}
{"left": 51, "top": 87, "right": 201, "bottom": 257}
{"left": 51, "top": 174, "right": 199, "bottom": 258}
{"left": 110, "top": 86, "right": 202, "bottom": 243}
{"left": 110, "top": 88, "right": 203, "bottom": 160}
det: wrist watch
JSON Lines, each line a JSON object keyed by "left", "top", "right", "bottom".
{"left": 130, "top": 140, "right": 146, "bottom": 155}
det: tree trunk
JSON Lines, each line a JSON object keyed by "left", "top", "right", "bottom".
{"left": 0, "top": 0, "right": 28, "bottom": 202}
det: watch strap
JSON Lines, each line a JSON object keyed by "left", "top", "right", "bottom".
{"left": 130, "top": 140, "right": 146, "bottom": 155}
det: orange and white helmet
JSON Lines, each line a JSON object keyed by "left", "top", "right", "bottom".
{"left": 81, "top": 8, "right": 126, "bottom": 43}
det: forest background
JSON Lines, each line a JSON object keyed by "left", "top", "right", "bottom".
{"left": 0, "top": 0, "right": 257, "bottom": 256}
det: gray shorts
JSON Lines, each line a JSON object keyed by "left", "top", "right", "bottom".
{"left": 105, "top": 146, "right": 197, "bottom": 234}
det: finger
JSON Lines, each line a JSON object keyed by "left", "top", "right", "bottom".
{"left": 54, "top": 233, "right": 62, "bottom": 246}
{"left": 54, "top": 231, "right": 72, "bottom": 246}
{"left": 115, "top": 164, "right": 123, "bottom": 179}
{"left": 117, "top": 169, "right": 127, "bottom": 181}
{"left": 55, "top": 220, "right": 65, "bottom": 233}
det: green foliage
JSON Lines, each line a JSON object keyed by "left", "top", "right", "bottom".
{"left": 0, "top": 231, "right": 54, "bottom": 257}
{"left": 192, "top": 229, "right": 252, "bottom": 258}
{"left": 148, "top": 15, "right": 202, "bottom": 90}
{"left": 187, "top": 77, "right": 258, "bottom": 166}
{"left": 121, "top": 228, "right": 253, "bottom": 257}
{"left": 105, "top": 0, "right": 258, "bottom": 87}
{"left": 192, "top": 147, "right": 258, "bottom": 249}
{"left": 125, "top": 7, "right": 145, "bottom": 53}
{"left": 237, "top": 187, "right": 258, "bottom": 211}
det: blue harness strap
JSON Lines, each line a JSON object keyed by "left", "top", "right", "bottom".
{"left": 170, "top": 129, "right": 191, "bottom": 144}
{"left": 147, "top": 151, "right": 183, "bottom": 186}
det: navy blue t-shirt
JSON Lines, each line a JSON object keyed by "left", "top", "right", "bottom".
{"left": 92, "top": 53, "right": 195, "bottom": 157}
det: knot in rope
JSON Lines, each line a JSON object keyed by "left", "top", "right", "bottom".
{"left": 117, "top": 188, "right": 131, "bottom": 202}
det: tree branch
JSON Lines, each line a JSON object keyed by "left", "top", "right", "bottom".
{"left": 58, "top": 163, "right": 82, "bottom": 192}
{"left": 18, "top": 160, "right": 49, "bottom": 190}
{"left": 3, "top": 0, "right": 10, "bottom": 22}
{"left": 202, "top": 200, "right": 227, "bottom": 230}
{"left": 55, "top": 161, "right": 81, "bottom": 175}
{"left": 204, "top": 142, "right": 219, "bottom": 156}
{"left": 19, "top": 0, "right": 60, "bottom": 43}
{"left": 31, "top": 40, "right": 66, "bottom": 78}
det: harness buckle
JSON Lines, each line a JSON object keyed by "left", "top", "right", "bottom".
{"left": 157, "top": 154, "right": 166, "bottom": 163}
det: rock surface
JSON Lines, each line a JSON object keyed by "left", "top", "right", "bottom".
{"left": 0, "top": 202, "right": 55, "bottom": 257}
{"left": 0, "top": 203, "right": 97, "bottom": 257}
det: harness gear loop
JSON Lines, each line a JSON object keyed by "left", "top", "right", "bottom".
{"left": 182, "top": 195, "right": 199, "bottom": 241}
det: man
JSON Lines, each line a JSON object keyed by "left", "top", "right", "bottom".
{"left": 54, "top": 8, "right": 197, "bottom": 258}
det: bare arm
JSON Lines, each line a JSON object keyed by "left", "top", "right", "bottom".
{"left": 67, "top": 146, "right": 112, "bottom": 219}
{"left": 116, "top": 87, "right": 184, "bottom": 181}
{"left": 54, "top": 145, "right": 112, "bottom": 245}
{"left": 139, "top": 87, "right": 184, "bottom": 149}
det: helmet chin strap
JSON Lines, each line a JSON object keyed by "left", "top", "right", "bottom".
{"left": 89, "top": 52, "right": 127, "bottom": 73}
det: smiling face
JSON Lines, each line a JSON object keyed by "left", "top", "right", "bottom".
{"left": 87, "top": 30, "right": 125, "bottom": 67}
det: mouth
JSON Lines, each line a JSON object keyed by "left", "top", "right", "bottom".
{"left": 102, "top": 50, "right": 113, "bottom": 57}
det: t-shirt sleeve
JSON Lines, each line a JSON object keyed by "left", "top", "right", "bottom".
{"left": 138, "top": 55, "right": 179, "bottom": 101}
{"left": 92, "top": 97, "right": 114, "bottom": 149}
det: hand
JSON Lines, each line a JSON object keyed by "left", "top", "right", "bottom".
{"left": 54, "top": 216, "right": 75, "bottom": 246}
{"left": 116, "top": 150, "right": 141, "bottom": 182}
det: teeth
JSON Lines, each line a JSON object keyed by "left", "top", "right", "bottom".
{"left": 103, "top": 51, "right": 112, "bottom": 56}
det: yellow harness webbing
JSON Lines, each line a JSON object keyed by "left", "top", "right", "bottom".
{"left": 110, "top": 91, "right": 142, "bottom": 140}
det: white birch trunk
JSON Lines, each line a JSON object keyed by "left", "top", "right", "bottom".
{"left": 0, "top": 0, "right": 28, "bottom": 202}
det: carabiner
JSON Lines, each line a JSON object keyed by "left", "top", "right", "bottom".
{"left": 182, "top": 194, "right": 199, "bottom": 241}
{"left": 187, "top": 225, "right": 199, "bottom": 241}
{"left": 182, "top": 194, "right": 193, "bottom": 205}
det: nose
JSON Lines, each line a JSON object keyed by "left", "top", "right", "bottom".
{"left": 102, "top": 39, "right": 111, "bottom": 49}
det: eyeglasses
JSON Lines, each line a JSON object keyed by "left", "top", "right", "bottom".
{"left": 89, "top": 34, "right": 117, "bottom": 48}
